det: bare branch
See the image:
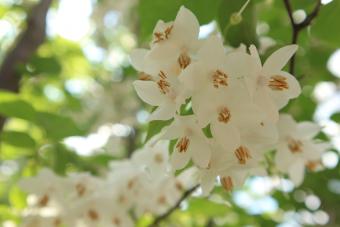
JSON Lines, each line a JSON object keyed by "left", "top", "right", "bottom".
{"left": 0, "top": 0, "right": 53, "bottom": 131}
{"left": 283, "top": 0, "right": 321, "bottom": 75}
{"left": 149, "top": 185, "right": 199, "bottom": 227}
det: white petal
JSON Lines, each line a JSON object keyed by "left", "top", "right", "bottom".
{"left": 161, "top": 119, "right": 181, "bottom": 140}
{"left": 275, "top": 144, "right": 294, "bottom": 172}
{"left": 197, "top": 36, "right": 225, "bottom": 63}
{"left": 148, "top": 103, "right": 176, "bottom": 121}
{"left": 263, "top": 44, "right": 298, "bottom": 74}
{"left": 130, "top": 49, "right": 148, "bottom": 72}
{"left": 278, "top": 114, "right": 297, "bottom": 137}
{"left": 170, "top": 147, "right": 191, "bottom": 170}
{"left": 147, "top": 41, "right": 179, "bottom": 64}
{"left": 172, "top": 6, "right": 200, "bottom": 47}
{"left": 288, "top": 160, "right": 305, "bottom": 186}
{"left": 249, "top": 45, "right": 263, "bottom": 73}
{"left": 200, "top": 170, "right": 216, "bottom": 196}
{"left": 224, "top": 52, "right": 254, "bottom": 79}
{"left": 268, "top": 71, "right": 301, "bottom": 109}
{"left": 254, "top": 87, "right": 279, "bottom": 123}
{"left": 297, "top": 122, "right": 321, "bottom": 139}
{"left": 191, "top": 91, "right": 214, "bottom": 127}
{"left": 190, "top": 136, "right": 211, "bottom": 168}
{"left": 211, "top": 122, "right": 240, "bottom": 152}
{"left": 133, "top": 80, "right": 164, "bottom": 106}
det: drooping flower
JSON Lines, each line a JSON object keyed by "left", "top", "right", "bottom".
{"left": 247, "top": 45, "right": 301, "bottom": 122}
{"left": 274, "top": 114, "right": 329, "bottom": 186}
{"left": 147, "top": 6, "right": 201, "bottom": 71}
{"left": 133, "top": 68, "right": 189, "bottom": 121}
{"left": 160, "top": 115, "right": 211, "bottom": 170}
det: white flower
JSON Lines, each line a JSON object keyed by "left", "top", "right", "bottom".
{"left": 274, "top": 114, "right": 329, "bottom": 186}
{"left": 133, "top": 69, "right": 189, "bottom": 121}
{"left": 161, "top": 115, "right": 211, "bottom": 169}
{"left": 131, "top": 139, "right": 170, "bottom": 180}
{"left": 19, "top": 169, "right": 65, "bottom": 208}
{"left": 147, "top": 6, "right": 201, "bottom": 70}
{"left": 199, "top": 140, "right": 267, "bottom": 195}
{"left": 247, "top": 45, "right": 301, "bottom": 122}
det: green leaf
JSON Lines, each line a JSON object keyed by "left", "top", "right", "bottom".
{"left": 34, "top": 111, "right": 82, "bottom": 141}
{"left": 0, "top": 91, "right": 36, "bottom": 121}
{"left": 311, "top": 0, "right": 340, "bottom": 47}
{"left": 144, "top": 119, "right": 172, "bottom": 142}
{"left": 217, "top": 0, "right": 258, "bottom": 47}
{"left": 28, "top": 56, "right": 62, "bottom": 76}
{"left": 9, "top": 186, "right": 27, "bottom": 209}
{"left": 1, "top": 131, "right": 36, "bottom": 148}
{"left": 331, "top": 112, "right": 340, "bottom": 122}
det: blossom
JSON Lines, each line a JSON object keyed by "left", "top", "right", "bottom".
{"left": 161, "top": 115, "right": 211, "bottom": 170}
{"left": 133, "top": 68, "right": 189, "bottom": 121}
{"left": 274, "top": 114, "right": 329, "bottom": 186}
{"left": 147, "top": 6, "right": 201, "bottom": 70}
{"left": 247, "top": 45, "right": 301, "bottom": 122}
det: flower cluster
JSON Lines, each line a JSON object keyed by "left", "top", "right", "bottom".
{"left": 19, "top": 5, "right": 330, "bottom": 227}
{"left": 131, "top": 6, "right": 328, "bottom": 194}
{"left": 19, "top": 139, "right": 197, "bottom": 227}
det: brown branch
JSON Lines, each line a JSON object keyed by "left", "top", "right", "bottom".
{"left": 149, "top": 185, "right": 199, "bottom": 227}
{"left": 283, "top": 0, "right": 321, "bottom": 75}
{"left": 0, "top": 0, "right": 53, "bottom": 132}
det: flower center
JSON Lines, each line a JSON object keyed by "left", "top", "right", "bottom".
{"left": 157, "top": 71, "right": 171, "bottom": 94}
{"left": 288, "top": 138, "right": 303, "bottom": 153}
{"left": 154, "top": 153, "right": 164, "bottom": 163}
{"left": 306, "top": 160, "right": 320, "bottom": 171}
{"left": 157, "top": 195, "right": 167, "bottom": 205}
{"left": 38, "top": 194, "right": 49, "bottom": 207}
{"left": 212, "top": 70, "right": 228, "bottom": 88}
{"left": 234, "top": 146, "right": 251, "bottom": 164}
{"left": 112, "top": 217, "right": 121, "bottom": 226}
{"left": 76, "top": 183, "right": 86, "bottom": 197}
{"left": 178, "top": 53, "right": 191, "bottom": 69}
{"left": 153, "top": 25, "right": 173, "bottom": 43}
{"left": 218, "top": 107, "right": 231, "bottom": 123}
{"left": 220, "top": 176, "right": 233, "bottom": 191}
{"left": 175, "top": 181, "right": 184, "bottom": 191}
{"left": 268, "top": 75, "right": 289, "bottom": 91}
{"left": 176, "top": 136, "right": 190, "bottom": 153}
{"left": 88, "top": 209, "right": 99, "bottom": 221}
{"left": 139, "top": 72, "right": 152, "bottom": 81}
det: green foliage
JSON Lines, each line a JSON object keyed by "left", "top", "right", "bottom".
{"left": 1, "top": 131, "right": 36, "bottom": 149}
{"left": 217, "top": 0, "right": 259, "bottom": 47}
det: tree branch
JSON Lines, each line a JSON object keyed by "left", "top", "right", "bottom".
{"left": 0, "top": 0, "right": 53, "bottom": 132}
{"left": 149, "top": 185, "right": 199, "bottom": 227}
{"left": 283, "top": 0, "right": 321, "bottom": 75}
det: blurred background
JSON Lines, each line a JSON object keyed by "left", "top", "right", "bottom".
{"left": 0, "top": 0, "right": 340, "bottom": 226}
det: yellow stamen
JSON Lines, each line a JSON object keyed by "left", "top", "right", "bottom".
{"left": 220, "top": 176, "right": 233, "bottom": 191}
{"left": 268, "top": 75, "right": 289, "bottom": 91}
{"left": 234, "top": 146, "right": 251, "bottom": 164}
{"left": 218, "top": 107, "right": 231, "bottom": 123}
{"left": 212, "top": 70, "right": 228, "bottom": 88}
{"left": 176, "top": 136, "right": 190, "bottom": 153}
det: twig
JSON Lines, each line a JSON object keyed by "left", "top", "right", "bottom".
{"left": 149, "top": 185, "right": 199, "bottom": 227}
{"left": 0, "top": 0, "right": 53, "bottom": 132}
{"left": 283, "top": 0, "right": 321, "bottom": 75}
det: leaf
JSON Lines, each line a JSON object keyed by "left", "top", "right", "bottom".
{"left": 34, "top": 111, "right": 82, "bottom": 141}
{"left": 331, "top": 112, "right": 340, "bottom": 122}
{"left": 144, "top": 119, "right": 172, "bottom": 142}
{"left": 28, "top": 55, "right": 62, "bottom": 76}
{"left": 1, "top": 131, "right": 36, "bottom": 148}
{"left": 217, "top": 0, "right": 258, "bottom": 47}
{"left": 0, "top": 91, "right": 36, "bottom": 121}
{"left": 311, "top": 0, "right": 340, "bottom": 47}
{"left": 9, "top": 186, "right": 27, "bottom": 209}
